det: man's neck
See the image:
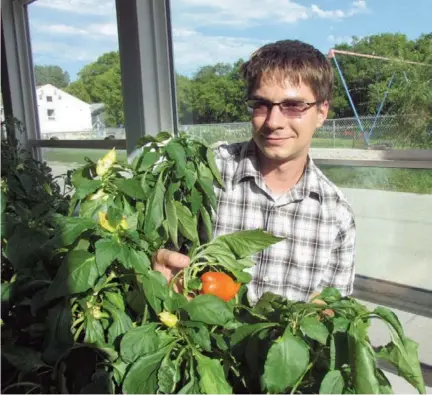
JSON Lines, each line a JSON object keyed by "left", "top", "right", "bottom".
{"left": 258, "top": 153, "right": 308, "bottom": 195}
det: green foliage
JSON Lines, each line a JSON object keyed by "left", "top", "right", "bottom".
{"left": 34, "top": 65, "right": 70, "bottom": 88}
{"left": 1, "top": 129, "right": 426, "bottom": 394}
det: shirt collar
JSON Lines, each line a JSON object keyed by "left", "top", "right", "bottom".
{"left": 231, "top": 140, "right": 323, "bottom": 204}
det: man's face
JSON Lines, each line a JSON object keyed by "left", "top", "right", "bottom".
{"left": 250, "top": 75, "right": 329, "bottom": 164}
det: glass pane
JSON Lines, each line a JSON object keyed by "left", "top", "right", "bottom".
{"left": 170, "top": 3, "right": 431, "bottom": 151}
{"left": 41, "top": 147, "right": 127, "bottom": 191}
{"left": 317, "top": 165, "right": 432, "bottom": 291}
{"left": 28, "top": 0, "right": 125, "bottom": 140}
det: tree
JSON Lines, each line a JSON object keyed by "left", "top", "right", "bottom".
{"left": 34, "top": 65, "right": 70, "bottom": 88}
{"left": 65, "top": 52, "right": 124, "bottom": 127}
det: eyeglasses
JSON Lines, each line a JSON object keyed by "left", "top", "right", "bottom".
{"left": 246, "top": 98, "right": 319, "bottom": 117}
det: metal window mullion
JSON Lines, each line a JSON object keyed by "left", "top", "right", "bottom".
{"left": 116, "top": 0, "right": 175, "bottom": 154}
{"left": 2, "top": 0, "right": 41, "bottom": 158}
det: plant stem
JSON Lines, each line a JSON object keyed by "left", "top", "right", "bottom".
{"left": 73, "top": 322, "right": 85, "bottom": 341}
{"left": 290, "top": 362, "right": 313, "bottom": 394}
{"left": 142, "top": 304, "right": 148, "bottom": 325}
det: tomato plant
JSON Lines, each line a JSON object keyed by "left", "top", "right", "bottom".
{"left": 1, "top": 126, "right": 426, "bottom": 394}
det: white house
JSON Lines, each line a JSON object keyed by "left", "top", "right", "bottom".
{"left": 36, "top": 84, "right": 92, "bottom": 138}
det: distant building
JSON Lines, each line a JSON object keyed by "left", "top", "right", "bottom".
{"left": 36, "top": 84, "right": 92, "bottom": 139}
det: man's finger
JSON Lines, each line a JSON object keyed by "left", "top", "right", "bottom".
{"left": 153, "top": 249, "right": 190, "bottom": 269}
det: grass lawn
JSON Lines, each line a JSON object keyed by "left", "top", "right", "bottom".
{"left": 42, "top": 148, "right": 128, "bottom": 165}
{"left": 318, "top": 166, "right": 432, "bottom": 195}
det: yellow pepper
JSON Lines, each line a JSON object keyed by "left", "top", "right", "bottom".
{"left": 96, "top": 148, "right": 116, "bottom": 177}
{"left": 158, "top": 311, "right": 178, "bottom": 328}
{"left": 98, "top": 211, "right": 128, "bottom": 233}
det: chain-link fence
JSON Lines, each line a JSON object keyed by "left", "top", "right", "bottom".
{"left": 180, "top": 115, "right": 424, "bottom": 149}
{"left": 40, "top": 115, "right": 431, "bottom": 150}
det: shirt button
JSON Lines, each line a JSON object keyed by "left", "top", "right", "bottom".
{"left": 263, "top": 275, "right": 270, "bottom": 282}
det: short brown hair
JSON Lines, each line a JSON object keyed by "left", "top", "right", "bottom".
{"left": 241, "top": 40, "right": 333, "bottom": 102}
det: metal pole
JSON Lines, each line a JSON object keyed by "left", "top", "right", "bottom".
{"left": 331, "top": 54, "right": 370, "bottom": 146}
{"left": 333, "top": 119, "right": 336, "bottom": 148}
{"left": 368, "top": 73, "right": 395, "bottom": 140}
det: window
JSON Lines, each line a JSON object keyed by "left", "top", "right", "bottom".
{"left": 28, "top": 0, "right": 124, "bottom": 142}
{"left": 170, "top": 2, "right": 432, "bottom": 390}
{"left": 47, "top": 109, "right": 55, "bottom": 120}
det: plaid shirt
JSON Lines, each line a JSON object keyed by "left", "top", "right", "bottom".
{"left": 213, "top": 140, "right": 356, "bottom": 304}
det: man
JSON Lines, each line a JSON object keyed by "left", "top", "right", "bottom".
{"left": 154, "top": 39, "right": 356, "bottom": 304}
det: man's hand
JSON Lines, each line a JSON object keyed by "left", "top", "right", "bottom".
{"left": 152, "top": 249, "right": 190, "bottom": 292}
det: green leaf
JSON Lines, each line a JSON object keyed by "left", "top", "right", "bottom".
{"left": 320, "top": 370, "right": 345, "bottom": 394}
{"left": 155, "top": 131, "right": 172, "bottom": 142}
{"left": 182, "top": 294, "right": 234, "bottom": 326}
{"left": 80, "top": 370, "right": 113, "bottom": 394}
{"left": 164, "top": 289, "right": 188, "bottom": 313}
{"left": 43, "top": 302, "right": 74, "bottom": 364}
{"left": 166, "top": 141, "right": 186, "bottom": 178}
{"left": 165, "top": 194, "right": 179, "bottom": 249}
{"left": 104, "top": 300, "right": 133, "bottom": 344}
{"left": 53, "top": 214, "right": 96, "bottom": 246}
{"left": 317, "top": 287, "right": 342, "bottom": 304}
{"left": 211, "top": 333, "right": 228, "bottom": 351}
{"left": 199, "top": 206, "right": 213, "bottom": 242}
{"left": 122, "top": 348, "right": 167, "bottom": 394}
{"left": 215, "top": 229, "right": 284, "bottom": 258}
{"left": 128, "top": 248, "right": 151, "bottom": 274}
{"left": 5, "top": 225, "right": 49, "bottom": 270}
{"left": 143, "top": 174, "right": 166, "bottom": 235}
{"left": 348, "top": 320, "right": 380, "bottom": 394}
{"left": 197, "top": 175, "right": 217, "bottom": 210}
{"left": 158, "top": 355, "right": 179, "bottom": 393}
{"left": 114, "top": 178, "right": 146, "bottom": 199}
{"left": 196, "top": 354, "right": 232, "bottom": 394}
{"left": 95, "top": 238, "right": 119, "bottom": 275}
{"left": 84, "top": 314, "right": 106, "bottom": 345}
{"left": 120, "top": 324, "right": 159, "bottom": 363}
{"left": 45, "top": 250, "right": 99, "bottom": 301}
{"left": 2, "top": 345, "right": 48, "bottom": 373}
{"left": 105, "top": 291, "right": 125, "bottom": 311}
{"left": 178, "top": 362, "right": 200, "bottom": 394}
{"left": 174, "top": 201, "right": 199, "bottom": 242}
{"left": 75, "top": 179, "right": 103, "bottom": 199}
{"left": 183, "top": 322, "right": 212, "bottom": 352}
{"left": 206, "top": 147, "right": 224, "bottom": 188}
{"left": 373, "top": 306, "right": 405, "bottom": 341}
{"left": 1, "top": 191, "right": 7, "bottom": 214}
{"left": 137, "top": 151, "right": 161, "bottom": 172}
{"left": 184, "top": 165, "right": 197, "bottom": 190}
{"left": 190, "top": 187, "right": 203, "bottom": 215}
{"left": 376, "top": 369, "right": 393, "bottom": 394}
{"left": 300, "top": 316, "right": 329, "bottom": 345}
{"left": 262, "top": 327, "right": 310, "bottom": 393}
{"left": 231, "top": 323, "right": 278, "bottom": 346}
{"left": 141, "top": 270, "right": 169, "bottom": 314}
{"left": 376, "top": 337, "right": 425, "bottom": 394}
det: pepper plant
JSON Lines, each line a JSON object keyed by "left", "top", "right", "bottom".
{"left": 1, "top": 129, "right": 426, "bottom": 394}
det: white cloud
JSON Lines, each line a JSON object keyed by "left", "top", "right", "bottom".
{"left": 172, "top": 29, "right": 268, "bottom": 74}
{"left": 33, "top": 0, "right": 115, "bottom": 16}
{"left": 174, "top": 0, "right": 310, "bottom": 27}
{"left": 35, "top": 23, "right": 118, "bottom": 39}
{"left": 32, "top": 41, "right": 99, "bottom": 63}
{"left": 311, "top": 0, "right": 369, "bottom": 20}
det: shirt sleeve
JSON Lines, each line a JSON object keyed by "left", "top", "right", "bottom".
{"left": 316, "top": 202, "right": 356, "bottom": 296}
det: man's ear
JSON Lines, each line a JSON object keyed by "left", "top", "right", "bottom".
{"left": 316, "top": 101, "right": 329, "bottom": 128}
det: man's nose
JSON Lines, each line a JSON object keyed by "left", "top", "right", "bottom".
{"left": 265, "top": 105, "right": 286, "bottom": 130}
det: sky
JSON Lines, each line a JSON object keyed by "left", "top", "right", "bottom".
{"left": 29, "top": 0, "right": 431, "bottom": 81}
